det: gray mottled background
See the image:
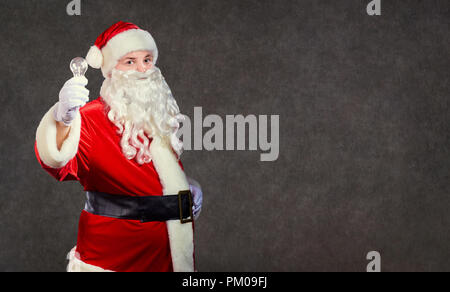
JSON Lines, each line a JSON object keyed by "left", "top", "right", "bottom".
{"left": 0, "top": 0, "right": 448, "bottom": 271}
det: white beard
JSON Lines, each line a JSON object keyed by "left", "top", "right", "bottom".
{"left": 100, "top": 67, "right": 185, "bottom": 165}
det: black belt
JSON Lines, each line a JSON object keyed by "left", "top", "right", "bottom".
{"left": 84, "top": 190, "right": 193, "bottom": 224}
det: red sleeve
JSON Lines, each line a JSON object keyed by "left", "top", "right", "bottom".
{"left": 34, "top": 112, "right": 93, "bottom": 182}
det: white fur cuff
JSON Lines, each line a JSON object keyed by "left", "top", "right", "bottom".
{"left": 35, "top": 103, "right": 82, "bottom": 168}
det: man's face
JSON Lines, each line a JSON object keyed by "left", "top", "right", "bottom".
{"left": 115, "top": 50, "right": 153, "bottom": 73}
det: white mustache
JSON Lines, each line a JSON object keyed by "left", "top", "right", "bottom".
{"left": 111, "top": 66, "right": 160, "bottom": 82}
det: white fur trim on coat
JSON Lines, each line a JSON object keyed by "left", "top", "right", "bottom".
{"left": 150, "top": 136, "right": 194, "bottom": 272}
{"left": 35, "top": 103, "right": 82, "bottom": 169}
{"left": 67, "top": 246, "right": 113, "bottom": 272}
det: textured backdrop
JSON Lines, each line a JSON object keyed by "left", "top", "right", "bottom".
{"left": 0, "top": 0, "right": 448, "bottom": 271}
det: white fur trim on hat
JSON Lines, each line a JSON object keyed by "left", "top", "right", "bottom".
{"left": 35, "top": 103, "right": 82, "bottom": 169}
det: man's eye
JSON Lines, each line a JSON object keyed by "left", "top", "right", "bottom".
{"left": 145, "top": 59, "right": 152, "bottom": 63}
{"left": 126, "top": 60, "right": 134, "bottom": 65}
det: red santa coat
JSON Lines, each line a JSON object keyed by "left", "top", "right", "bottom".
{"left": 34, "top": 97, "right": 195, "bottom": 272}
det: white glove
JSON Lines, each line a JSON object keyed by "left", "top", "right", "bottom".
{"left": 53, "top": 76, "right": 89, "bottom": 126}
{"left": 187, "top": 177, "right": 203, "bottom": 220}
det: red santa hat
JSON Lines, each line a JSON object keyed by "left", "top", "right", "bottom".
{"left": 85, "top": 21, "right": 159, "bottom": 78}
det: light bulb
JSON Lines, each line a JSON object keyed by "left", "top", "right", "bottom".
{"left": 70, "top": 57, "right": 88, "bottom": 77}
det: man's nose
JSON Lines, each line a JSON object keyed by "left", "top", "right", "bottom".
{"left": 136, "top": 62, "right": 146, "bottom": 72}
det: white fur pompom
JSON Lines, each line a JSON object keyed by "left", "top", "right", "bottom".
{"left": 86, "top": 45, "right": 103, "bottom": 69}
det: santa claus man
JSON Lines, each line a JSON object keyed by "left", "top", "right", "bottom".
{"left": 34, "top": 21, "right": 202, "bottom": 272}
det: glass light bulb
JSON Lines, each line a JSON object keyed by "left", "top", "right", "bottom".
{"left": 70, "top": 57, "right": 88, "bottom": 77}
